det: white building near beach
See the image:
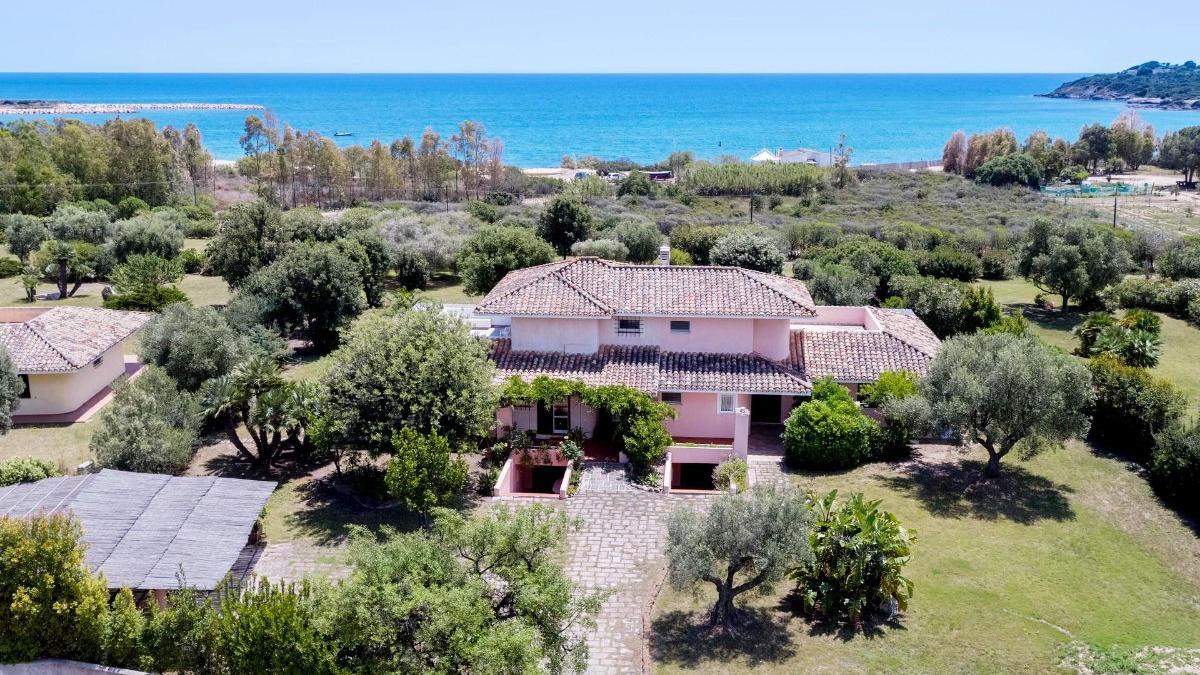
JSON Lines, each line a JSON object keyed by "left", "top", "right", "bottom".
{"left": 751, "top": 147, "right": 835, "bottom": 167}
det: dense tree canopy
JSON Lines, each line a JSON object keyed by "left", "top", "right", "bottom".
{"left": 709, "top": 231, "right": 785, "bottom": 273}
{"left": 1017, "top": 220, "right": 1131, "bottom": 311}
{"left": 90, "top": 367, "right": 201, "bottom": 475}
{"left": 457, "top": 225, "right": 556, "bottom": 296}
{"left": 321, "top": 305, "right": 498, "bottom": 452}
{"left": 139, "top": 303, "right": 247, "bottom": 390}
{"left": 536, "top": 196, "right": 592, "bottom": 256}
{"left": 1160, "top": 126, "right": 1200, "bottom": 183}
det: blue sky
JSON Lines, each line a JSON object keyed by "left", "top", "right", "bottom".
{"left": 2, "top": 0, "right": 1193, "bottom": 73}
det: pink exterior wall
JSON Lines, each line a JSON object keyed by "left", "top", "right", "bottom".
{"left": 792, "top": 305, "right": 881, "bottom": 329}
{"left": 751, "top": 319, "right": 791, "bottom": 360}
{"left": 663, "top": 392, "right": 737, "bottom": 439}
{"left": 510, "top": 318, "right": 600, "bottom": 353}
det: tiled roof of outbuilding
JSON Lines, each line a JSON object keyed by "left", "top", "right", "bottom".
{"left": 489, "top": 340, "right": 811, "bottom": 394}
{"left": 790, "top": 309, "right": 940, "bottom": 382}
{"left": 475, "top": 258, "right": 817, "bottom": 318}
{"left": 0, "top": 307, "right": 149, "bottom": 373}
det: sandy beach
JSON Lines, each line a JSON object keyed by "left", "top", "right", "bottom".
{"left": 0, "top": 102, "right": 265, "bottom": 115}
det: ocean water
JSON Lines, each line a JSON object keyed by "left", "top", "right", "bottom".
{"left": 5, "top": 73, "right": 1200, "bottom": 166}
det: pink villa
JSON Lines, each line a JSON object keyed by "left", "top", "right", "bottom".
{"left": 474, "top": 255, "right": 940, "bottom": 493}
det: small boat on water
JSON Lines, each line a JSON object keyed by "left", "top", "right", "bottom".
{"left": 333, "top": 131, "right": 353, "bottom": 137}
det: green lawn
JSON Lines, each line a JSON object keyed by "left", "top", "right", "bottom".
{"left": 651, "top": 442, "right": 1200, "bottom": 674}
{"left": 976, "top": 277, "right": 1200, "bottom": 414}
{"left": 0, "top": 274, "right": 230, "bottom": 309}
{"left": 421, "top": 273, "right": 478, "bottom": 305}
{"left": 0, "top": 423, "right": 96, "bottom": 470}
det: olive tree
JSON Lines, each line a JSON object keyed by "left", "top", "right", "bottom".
{"left": 907, "top": 332, "right": 1092, "bottom": 477}
{"left": 3, "top": 215, "right": 50, "bottom": 262}
{"left": 138, "top": 303, "right": 247, "bottom": 390}
{"left": 709, "top": 231, "right": 785, "bottom": 274}
{"left": 665, "top": 486, "right": 813, "bottom": 627}
{"left": 1017, "top": 220, "right": 1131, "bottom": 312}
{"left": 90, "top": 367, "right": 201, "bottom": 475}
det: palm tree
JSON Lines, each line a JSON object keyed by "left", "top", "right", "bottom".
{"left": 200, "top": 356, "right": 297, "bottom": 466}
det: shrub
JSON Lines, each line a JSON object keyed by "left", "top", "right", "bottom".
{"left": 712, "top": 456, "right": 748, "bottom": 492}
{"left": 622, "top": 414, "right": 673, "bottom": 467}
{"left": 115, "top": 196, "right": 150, "bottom": 220}
{"left": 111, "top": 213, "right": 185, "bottom": 262}
{"left": 980, "top": 248, "right": 1011, "bottom": 280}
{"left": 182, "top": 219, "right": 218, "bottom": 238}
{"left": 377, "top": 214, "right": 461, "bottom": 273}
{"left": 783, "top": 378, "right": 879, "bottom": 469}
{"left": 1158, "top": 239, "right": 1200, "bottom": 280}
{"left": 90, "top": 367, "right": 201, "bottom": 474}
{"left": 789, "top": 491, "right": 915, "bottom": 624}
{"left": 616, "top": 171, "right": 654, "bottom": 197}
{"left": 0, "top": 456, "right": 60, "bottom": 486}
{"left": 809, "top": 262, "right": 877, "bottom": 306}
{"left": 465, "top": 200, "right": 500, "bottom": 223}
{"left": 457, "top": 225, "right": 556, "bottom": 296}
{"left": 0, "top": 257, "right": 22, "bottom": 278}
{"left": 608, "top": 218, "right": 662, "bottom": 263}
{"left": 102, "top": 587, "right": 146, "bottom": 670}
{"left": 0, "top": 513, "right": 108, "bottom": 663}
{"left": 48, "top": 205, "right": 113, "bottom": 244}
{"left": 913, "top": 245, "right": 983, "bottom": 281}
{"left": 669, "top": 225, "right": 732, "bottom": 265}
{"left": 390, "top": 247, "right": 430, "bottom": 290}
{"left": 1149, "top": 424, "right": 1200, "bottom": 512}
{"left": 974, "top": 153, "right": 1043, "bottom": 188}
{"left": 178, "top": 248, "right": 205, "bottom": 274}
{"left": 571, "top": 238, "right": 628, "bottom": 261}
{"left": 477, "top": 466, "right": 499, "bottom": 495}
{"left": 1086, "top": 355, "right": 1186, "bottom": 459}
{"left": 384, "top": 428, "right": 469, "bottom": 516}
{"left": 709, "top": 231, "right": 785, "bottom": 273}
{"left": 103, "top": 285, "right": 190, "bottom": 312}
{"left": 668, "top": 248, "right": 693, "bottom": 266}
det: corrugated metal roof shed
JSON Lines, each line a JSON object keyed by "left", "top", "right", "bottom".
{"left": 0, "top": 469, "right": 275, "bottom": 591}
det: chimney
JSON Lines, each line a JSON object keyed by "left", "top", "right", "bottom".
{"left": 658, "top": 245, "right": 671, "bottom": 266}
{"left": 777, "top": 146, "right": 784, "bottom": 160}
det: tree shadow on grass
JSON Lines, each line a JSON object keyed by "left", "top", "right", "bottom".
{"left": 649, "top": 607, "right": 796, "bottom": 670}
{"left": 1010, "top": 304, "right": 1085, "bottom": 336}
{"left": 775, "top": 593, "right": 908, "bottom": 642}
{"left": 875, "top": 459, "right": 1075, "bottom": 524}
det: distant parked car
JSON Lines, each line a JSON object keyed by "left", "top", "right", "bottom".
{"left": 574, "top": 171, "right": 589, "bottom": 180}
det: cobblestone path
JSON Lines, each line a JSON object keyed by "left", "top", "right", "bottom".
{"left": 563, "top": 491, "right": 710, "bottom": 674}
{"left": 747, "top": 454, "right": 793, "bottom": 488}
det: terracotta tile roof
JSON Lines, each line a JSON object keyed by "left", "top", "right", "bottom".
{"left": 489, "top": 340, "right": 660, "bottom": 391}
{"left": 475, "top": 258, "right": 817, "bottom": 318}
{"left": 868, "top": 308, "right": 941, "bottom": 358}
{"left": 658, "top": 351, "right": 811, "bottom": 393}
{"left": 0, "top": 307, "right": 149, "bottom": 372}
{"left": 489, "top": 340, "right": 810, "bottom": 394}
{"left": 790, "top": 311, "right": 940, "bottom": 383}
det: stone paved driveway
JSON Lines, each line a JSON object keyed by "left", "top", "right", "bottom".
{"left": 579, "top": 461, "right": 639, "bottom": 493}
{"left": 563, "top": 490, "right": 710, "bottom": 674}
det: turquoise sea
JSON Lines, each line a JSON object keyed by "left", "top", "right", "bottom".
{"left": 5, "top": 73, "right": 1200, "bottom": 166}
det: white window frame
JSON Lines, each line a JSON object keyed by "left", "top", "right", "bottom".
{"left": 552, "top": 401, "right": 571, "bottom": 435}
{"left": 717, "top": 392, "right": 736, "bottom": 414}
{"left": 669, "top": 320, "right": 691, "bottom": 334}
{"left": 661, "top": 392, "right": 683, "bottom": 406}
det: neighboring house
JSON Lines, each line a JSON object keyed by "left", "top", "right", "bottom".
{"left": 0, "top": 307, "right": 148, "bottom": 419}
{"left": 474, "top": 257, "right": 939, "bottom": 489}
{"left": 0, "top": 469, "right": 276, "bottom": 606}
{"left": 750, "top": 146, "right": 836, "bottom": 166}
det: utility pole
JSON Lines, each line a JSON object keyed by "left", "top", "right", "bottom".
{"left": 749, "top": 193, "right": 754, "bottom": 223}
{"left": 1113, "top": 195, "right": 1118, "bottom": 228}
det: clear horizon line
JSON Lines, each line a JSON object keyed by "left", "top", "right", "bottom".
{"left": 0, "top": 70, "right": 1094, "bottom": 76}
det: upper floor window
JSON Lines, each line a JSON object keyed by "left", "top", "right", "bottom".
{"left": 616, "top": 317, "right": 642, "bottom": 334}
{"left": 669, "top": 320, "right": 691, "bottom": 334}
{"left": 717, "top": 392, "right": 736, "bottom": 414}
{"left": 661, "top": 392, "right": 683, "bottom": 405}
